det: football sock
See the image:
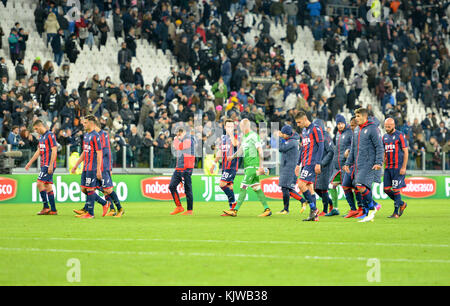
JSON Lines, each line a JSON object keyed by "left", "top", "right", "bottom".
{"left": 393, "top": 190, "right": 404, "bottom": 210}
{"left": 47, "top": 191, "right": 56, "bottom": 211}
{"left": 95, "top": 194, "right": 107, "bottom": 206}
{"left": 86, "top": 190, "right": 96, "bottom": 216}
{"left": 255, "top": 188, "right": 269, "bottom": 210}
{"left": 355, "top": 189, "right": 363, "bottom": 207}
{"left": 303, "top": 190, "right": 317, "bottom": 211}
{"left": 329, "top": 188, "right": 338, "bottom": 208}
{"left": 170, "top": 189, "right": 182, "bottom": 207}
{"left": 343, "top": 187, "right": 356, "bottom": 210}
{"left": 40, "top": 190, "right": 49, "bottom": 209}
{"left": 234, "top": 188, "right": 247, "bottom": 211}
{"left": 109, "top": 191, "right": 122, "bottom": 210}
{"left": 221, "top": 185, "right": 236, "bottom": 207}
{"left": 384, "top": 187, "right": 395, "bottom": 201}
{"left": 105, "top": 195, "right": 115, "bottom": 210}
{"left": 289, "top": 189, "right": 306, "bottom": 203}
{"left": 360, "top": 186, "right": 374, "bottom": 210}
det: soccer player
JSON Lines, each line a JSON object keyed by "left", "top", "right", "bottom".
{"left": 210, "top": 119, "right": 239, "bottom": 216}
{"left": 343, "top": 108, "right": 383, "bottom": 223}
{"left": 169, "top": 127, "right": 195, "bottom": 215}
{"left": 72, "top": 121, "right": 124, "bottom": 217}
{"left": 222, "top": 119, "right": 272, "bottom": 217}
{"left": 294, "top": 111, "right": 324, "bottom": 221}
{"left": 383, "top": 118, "right": 408, "bottom": 218}
{"left": 313, "top": 119, "right": 336, "bottom": 217}
{"left": 71, "top": 115, "right": 104, "bottom": 219}
{"left": 329, "top": 115, "right": 353, "bottom": 217}
{"left": 277, "top": 124, "right": 307, "bottom": 215}
{"left": 25, "top": 120, "right": 58, "bottom": 215}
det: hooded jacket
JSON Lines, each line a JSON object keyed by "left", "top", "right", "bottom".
{"left": 345, "top": 117, "right": 384, "bottom": 183}
{"left": 278, "top": 132, "right": 300, "bottom": 188}
{"left": 333, "top": 124, "right": 352, "bottom": 170}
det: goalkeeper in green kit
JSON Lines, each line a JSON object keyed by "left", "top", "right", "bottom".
{"left": 222, "top": 119, "right": 272, "bottom": 217}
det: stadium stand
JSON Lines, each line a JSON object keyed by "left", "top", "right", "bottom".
{"left": 0, "top": 0, "right": 449, "bottom": 171}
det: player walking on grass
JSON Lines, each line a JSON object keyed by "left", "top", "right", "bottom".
{"left": 169, "top": 128, "right": 195, "bottom": 215}
{"left": 329, "top": 115, "right": 352, "bottom": 216}
{"left": 294, "top": 111, "right": 324, "bottom": 221}
{"left": 72, "top": 121, "right": 124, "bottom": 217}
{"left": 71, "top": 115, "right": 104, "bottom": 219}
{"left": 277, "top": 124, "right": 307, "bottom": 215}
{"left": 333, "top": 116, "right": 363, "bottom": 218}
{"left": 313, "top": 119, "right": 336, "bottom": 217}
{"left": 223, "top": 119, "right": 271, "bottom": 217}
{"left": 25, "top": 120, "right": 58, "bottom": 215}
{"left": 343, "top": 108, "right": 383, "bottom": 223}
{"left": 210, "top": 119, "right": 239, "bottom": 216}
{"left": 383, "top": 118, "right": 408, "bottom": 218}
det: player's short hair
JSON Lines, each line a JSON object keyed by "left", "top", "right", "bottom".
{"left": 350, "top": 116, "right": 356, "bottom": 122}
{"left": 295, "top": 110, "right": 307, "bottom": 120}
{"left": 355, "top": 108, "right": 368, "bottom": 116}
{"left": 224, "top": 119, "right": 234, "bottom": 126}
{"left": 85, "top": 115, "right": 98, "bottom": 124}
{"left": 32, "top": 119, "right": 44, "bottom": 127}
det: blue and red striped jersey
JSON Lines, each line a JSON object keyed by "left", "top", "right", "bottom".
{"left": 39, "top": 130, "right": 57, "bottom": 168}
{"left": 98, "top": 129, "right": 112, "bottom": 172}
{"left": 298, "top": 122, "right": 324, "bottom": 166}
{"left": 383, "top": 130, "right": 408, "bottom": 169}
{"left": 221, "top": 134, "right": 239, "bottom": 171}
{"left": 82, "top": 130, "right": 102, "bottom": 172}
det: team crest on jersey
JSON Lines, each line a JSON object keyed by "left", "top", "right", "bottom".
{"left": 302, "top": 138, "right": 311, "bottom": 146}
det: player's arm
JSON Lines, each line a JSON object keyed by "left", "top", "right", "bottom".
{"left": 210, "top": 145, "right": 222, "bottom": 173}
{"left": 321, "top": 139, "right": 334, "bottom": 168}
{"left": 314, "top": 127, "right": 324, "bottom": 174}
{"left": 47, "top": 134, "right": 58, "bottom": 174}
{"left": 295, "top": 143, "right": 303, "bottom": 177}
{"left": 343, "top": 137, "right": 355, "bottom": 173}
{"left": 71, "top": 153, "right": 85, "bottom": 174}
{"left": 48, "top": 146, "right": 58, "bottom": 174}
{"left": 94, "top": 136, "right": 103, "bottom": 180}
{"left": 400, "top": 134, "right": 408, "bottom": 175}
{"left": 257, "top": 145, "right": 264, "bottom": 173}
{"left": 229, "top": 144, "right": 243, "bottom": 161}
{"left": 25, "top": 148, "right": 40, "bottom": 171}
{"left": 371, "top": 128, "right": 384, "bottom": 170}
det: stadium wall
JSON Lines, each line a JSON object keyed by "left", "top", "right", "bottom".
{"left": 0, "top": 175, "right": 449, "bottom": 204}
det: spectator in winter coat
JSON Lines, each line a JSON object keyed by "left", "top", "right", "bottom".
{"left": 307, "top": 0, "right": 322, "bottom": 25}
{"left": 44, "top": 12, "right": 60, "bottom": 47}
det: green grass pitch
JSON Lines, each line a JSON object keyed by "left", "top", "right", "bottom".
{"left": 0, "top": 199, "right": 449, "bottom": 286}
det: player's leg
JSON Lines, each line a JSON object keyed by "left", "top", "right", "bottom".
{"left": 181, "top": 169, "right": 193, "bottom": 215}
{"left": 383, "top": 169, "right": 397, "bottom": 218}
{"left": 78, "top": 171, "right": 97, "bottom": 218}
{"left": 74, "top": 172, "right": 89, "bottom": 215}
{"left": 279, "top": 187, "right": 291, "bottom": 214}
{"left": 45, "top": 183, "right": 57, "bottom": 214}
{"left": 79, "top": 187, "right": 96, "bottom": 219}
{"left": 251, "top": 182, "right": 271, "bottom": 217}
{"left": 302, "top": 183, "right": 319, "bottom": 221}
{"left": 315, "top": 189, "right": 329, "bottom": 216}
{"left": 223, "top": 168, "right": 254, "bottom": 216}
{"left": 392, "top": 169, "right": 407, "bottom": 217}
{"left": 220, "top": 170, "right": 237, "bottom": 210}
{"left": 169, "top": 170, "right": 184, "bottom": 215}
{"left": 356, "top": 181, "right": 377, "bottom": 222}
{"left": 36, "top": 180, "right": 50, "bottom": 215}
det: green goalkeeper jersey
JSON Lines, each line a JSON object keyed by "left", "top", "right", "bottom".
{"left": 241, "top": 131, "right": 262, "bottom": 168}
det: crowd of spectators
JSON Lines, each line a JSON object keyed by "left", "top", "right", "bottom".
{"left": 0, "top": 0, "right": 449, "bottom": 171}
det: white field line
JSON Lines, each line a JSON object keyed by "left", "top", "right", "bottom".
{"left": 0, "top": 236, "right": 448, "bottom": 248}
{"left": 0, "top": 246, "right": 449, "bottom": 264}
